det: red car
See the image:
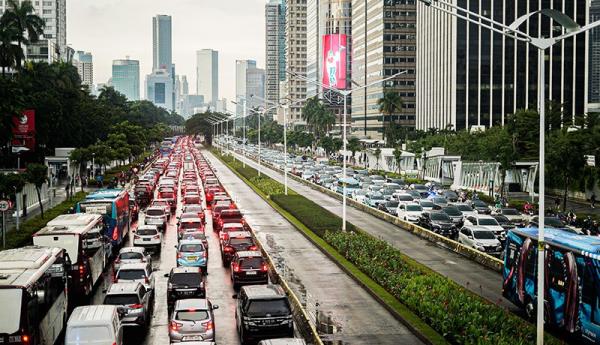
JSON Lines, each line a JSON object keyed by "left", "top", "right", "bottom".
{"left": 184, "top": 192, "right": 201, "bottom": 205}
{"left": 215, "top": 209, "right": 244, "bottom": 232}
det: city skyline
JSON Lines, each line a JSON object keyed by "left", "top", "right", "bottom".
{"left": 66, "top": 0, "right": 265, "bottom": 105}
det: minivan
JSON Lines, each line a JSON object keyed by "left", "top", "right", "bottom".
{"left": 65, "top": 305, "right": 123, "bottom": 345}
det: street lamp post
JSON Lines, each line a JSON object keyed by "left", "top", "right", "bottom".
{"left": 418, "top": 2, "right": 600, "bottom": 343}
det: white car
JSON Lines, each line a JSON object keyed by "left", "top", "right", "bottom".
{"left": 115, "top": 262, "right": 156, "bottom": 292}
{"left": 394, "top": 193, "right": 416, "bottom": 206}
{"left": 114, "top": 247, "right": 152, "bottom": 271}
{"left": 463, "top": 215, "right": 506, "bottom": 242}
{"left": 397, "top": 203, "right": 423, "bottom": 223}
{"left": 133, "top": 225, "right": 162, "bottom": 251}
{"left": 457, "top": 226, "right": 503, "bottom": 256}
{"left": 145, "top": 206, "right": 168, "bottom": 231}
{"left": 352, "top": 190, "right": 369, "bottom": 204}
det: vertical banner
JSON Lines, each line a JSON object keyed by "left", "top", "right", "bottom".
{"left": 322, "top": 34, "right": 347, "bottom": 90}
{"left": 11, "top": 109, "right": 36, "bottom": 150}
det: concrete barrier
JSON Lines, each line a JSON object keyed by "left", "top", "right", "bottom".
{"left": 231, "top": 150, "right": 504, "bottom": 273}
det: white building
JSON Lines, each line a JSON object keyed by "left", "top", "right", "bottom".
{"left": 284, "top": 0, "right": 307, "bottom": 124}
{"left": 145, "top": 69, "right": 173, "bottom": 111}
{"left": 196, "top": 49, "right": 219, "bottom": 106}
{"left": 73, "top": 51, "right": 93, "bottom": 87}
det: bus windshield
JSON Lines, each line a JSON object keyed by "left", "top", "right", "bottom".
{"left": 0, "top": 289, "right": 21, "bottom": 334}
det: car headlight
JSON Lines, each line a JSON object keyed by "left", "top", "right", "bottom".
{"left": 475, "top": 245, "right": 485, "bottom": 251}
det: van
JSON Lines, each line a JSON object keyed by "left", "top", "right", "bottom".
{"left": 65, "top": 305, "right": 123, "bottom": 345}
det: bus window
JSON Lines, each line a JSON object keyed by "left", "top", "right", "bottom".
{"left": 549, "top": 251, "right": 567, "bottom": 293}
{"left": 582, "top": 262, "right": 598, "bottom": 318}
{"left": 524, "top": 246, "right": 537, "bottom": 278}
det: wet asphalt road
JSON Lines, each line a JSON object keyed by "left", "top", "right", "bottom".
{"left": 226, "top": 149, "right": 517, "bottom": 311}
{"left": 204, "top": 148, "right": 424, "bottom": 344}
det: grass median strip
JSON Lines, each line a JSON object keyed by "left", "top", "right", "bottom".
{"left": 211, "top": 149, "right": 564, "bottom": 345}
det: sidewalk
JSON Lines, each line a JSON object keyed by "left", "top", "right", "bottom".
{"left": 509, "top": 191, "right": 600, "bottom": 215}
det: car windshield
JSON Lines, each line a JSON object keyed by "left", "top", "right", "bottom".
{"left": 171, "top": 272, "right": 201, "bottom": 285}
{"left": 406, "top": 205, "right": 423, "bottom": 212}
{"left": 180, "top": 244, "right": 204, "bottom": 252}
{"left": 479, "top": 218, "right": 499, "bottom": 226}
{"left": 370, "top": 193, "right": 384, "bottom": 200}
{"left": 473, "top": 200, "right": 487, "bottom": 207}
{"left": 431, "top": 213, "right": 451, "bottom": 221}
{"left": 117, "top": 269, "right": 146, "bottom": 280}
{"left": 473, "top": 230, "right": 497, "bottom": 240}
{"left": 240, "top": 257, "right": 264, "bottom": 268}
{"left": 176, "top": 310, "right": 209, "bottom": 322}
{"left": 398, "top": 195, "right": 413, "bottom": 201}
{"left": 420, "top": 201, "right": 434, "bottom": 207}
{"left": 137, "top": 229, "right": 157, "bottom": 236}
{"left": 494, "top": 215, "right": 510, "bottom": 223}
{"left": 120, "top": 252, "right": 143, "bottom": 260}
{"left": 444, "top": 191, "right": 458, "bottom": 198}
{"left": 502, "top": 209, "right": 520, "bottom": 216}
{"left": 246, "top": 299, "right": 291, "bottom": 317}
{"left": 457, "top": 205, "right": 473, "bottom": 211}
{"left": 66, "top": 326, "right": 111, "bottom": 342}
{"left": 147, "top": 209, "right": 164, "bottom": 216}
{"left": 386, "top": 201, "right": 399, "bottom": 207}
{"left": 104, "top": 294, "right": 140, "bottom": 305}
{"left": 443, "top": 208, "right": 462, "bottom": 216}
{"left": 434, "top": 198, "right": 447, "bottom": 204}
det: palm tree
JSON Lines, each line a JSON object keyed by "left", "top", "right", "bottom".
{"left": 347, "top": 137, "right": 361, "bottom": 165}
{"left": 1, "top": 0, "right": 45, "bottom": 70}
{"left": 0, "top": 23, "right": 22, "bottom": 75}
{"left": 377, "top": 91, "right": 403, "bottom": 139}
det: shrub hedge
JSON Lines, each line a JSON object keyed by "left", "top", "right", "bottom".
{"left": 6, "top": 191, "right": 88, "bottom": 249}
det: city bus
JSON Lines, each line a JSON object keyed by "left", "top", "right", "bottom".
{"left": 33, "top": 213, "right": 108, "bottom": 298}
{"left": 160, "top": 139, "right": 175, "bottom": 157}
{"left": 0, "top": 246, "right": 69, "bottom": 345}
{"left": 76, "top": 189, "right": 130, "bottom": 247}
{"left": 503, "top": 228, "right": 600, "bottom": 343}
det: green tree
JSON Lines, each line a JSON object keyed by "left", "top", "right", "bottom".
{"left": 393, "top": 146, "right": 403, "bottom": 174}
{"left": 111, "top": 121, "right": 146, "bottom": 159}
{"left": 25, "top": 163, "right": 47, "bottom": 219}
{"left": 301, "top": 97, "right": 336, "bottom": 142}
{"left": 377, "top": 91, "right": 403, "bottom": 140}
{"left": 0, "top": 22, "right": 22, "bottom": 75}
{"left": 320, "top": 136, "right": 334, "bottom": 157}
{"left": 374, "top": 148, "right": 382, "bottom": 170}
{"left": 69, "top": 147, "right": 91, "bottom": 192}
{"left": 1, "top": 0, "right": 44, "bottom": 70}
{"left": 347, "top": 137, "right": 361, "bottom": 165}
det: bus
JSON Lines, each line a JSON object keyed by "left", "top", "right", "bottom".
{"left": 160, "top": 139, "right": 175, "bottom": 157}
{"left": 33, "top": 214, "right": 108, "bottom": 298}
{"left": 76, "top": 189, "right": 130, "bottom": 247}
{"left": 0, "top": 246, "right": 69, "bottom": 345}
{"left": 503, "top": 228, "right": 600, "bottom": 343}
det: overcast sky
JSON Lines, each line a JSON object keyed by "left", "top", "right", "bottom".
{"left": 67, "top": 0, "right": 266, "bottom": 105}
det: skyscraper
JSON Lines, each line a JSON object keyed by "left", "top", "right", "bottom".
{"left": 285, "top": 0, "right": 307, "bottom": 123}
{"left": 145, "top": 69, "right": 173, "bottom": 111}
{"left": 265, "top": 0, "right": 286, "bottom": 120}
{"left": 236, "top": 60, "right": 255, "bottom": 115}
{"left": 247, "top": 66, "right": 266, "bottom": 110}
{"left": 73, "top": 51, "right": 93, "bottom": 87}
{"left": 590, "top": 0, "right": 600, "bottom": 109}
{"left": 182, "top": 75, "right": 189, "bottom": 95}
{"left": 351, "top": 0, "right": 417, "bottom": 139}
{"left": 416, "top": 0, "right": 587, "bottom": 130}
{"left": 152, "top": 15, "right": 172, "bottom": 71}
{"left": 196, "top": 49, "right": 219, "bottom": 106}
{"left": 112, "top": 58, "right": 140, "bottom": 101}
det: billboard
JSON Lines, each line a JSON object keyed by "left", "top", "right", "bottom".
{"left": 11, "top": 109, "right": 35, "bottom": 150}
{"left": 322, "top": 34, "right": 347, "bottom": 90}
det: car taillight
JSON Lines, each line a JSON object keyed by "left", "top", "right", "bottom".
{"left": 223, "top": 233, "right": 229, "bottom": 241}
{"left": 177, "top": 252, "right": 182, "bottom": 259}
{"left": 22, "top": 334, "right": 30, "bottom": 344}
{"left": 224, "top": 246, "right": 233, "bottom": 252}
{"left": 249, "top": 245, "right": 258, "bottom": 250}
{"left": 233, "top": 263, "right": 240, "bottom": 272}
{"left": 203, "top": 251, "right": 208, "bottom": 258}
{"left": 229, "top": 203, "right": 236, "bottom": 209}
{"left": 145, "top": 276, "right": 149, "bottom": 284}
{"left": 204, "top": 320, "right": 214, "bottom": 330}
{"left": 114, "top": 258, "right": 120, "bottom": 264}
{"left": 261, "top": 263, "right": 268, "bottom": 272}
{"left": 79, "top": 264, "right": 84, "bottom": 275}
{"left": 218, "top": 219, "right": 224, "bottom": 227}
{"left": 129, "top": 303, "right": 143, "bottom": 309}
{"left": 170, "top": 321, "right": 183, "bottom": 331}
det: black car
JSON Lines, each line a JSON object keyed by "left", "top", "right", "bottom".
{"left": 419, "top": 211, "right": 457, "bottom": 238}
{"left": 231, "top": 250, "right": 269, "bottom": 289}
{"left": 165, "top": 267, "right": 206, "bottom": 308}
{"left": 234, "top": 285, "right": 294, "bottom": 344}
{"left": 440, "top": 190, "right": 459, "bottom": 202}
{"left": 441, "top": 205, "right": 464, "bottom": 227}
{"left": 469, "top": 199, "right": 491, "bottom": 214}
{"left": 492, "top": 215, "right": 515, "bottom": 231}
{"left": 221, "top": 231, "right": 257, "bottom": 266}
{"left": 377, "top": 200, "right": 399, "bottom": 216}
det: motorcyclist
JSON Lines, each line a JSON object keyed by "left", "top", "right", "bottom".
{"left": 524, "top": 201, "right": 534, "bottom": 214}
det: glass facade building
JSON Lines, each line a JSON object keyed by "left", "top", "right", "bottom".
{"left": 112, "top": 59, "right": 140, "bottom": 101}
{"left": 266, "top": 0, "right": 286, "bottom": 120}
{"left": 152, "top": 15, "right": 172, "bottom": 71}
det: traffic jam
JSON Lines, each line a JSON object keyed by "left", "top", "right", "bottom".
{"left": 0, "top": 136, "right": 303, "bottom": 345}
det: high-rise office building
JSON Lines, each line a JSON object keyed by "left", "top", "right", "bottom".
{"left": 265, "top": 0, "right": 286, "bottom": 120}
{"left": 590, "top": 0, "right": 600, "bottom": 109}
{"left": 285, "top": 0, "right": 307, "bottom": 123}
{"left": 182, "top": 75, "right": 189, "bottom": 95}
{"left": 0, "top": 0, "right": 67, "bottom": 63}
{"left": 145, "top": 69, "right": 173, "bottom": 111}
{"left": 351, "top": 0, "right": 417, "bottom": 139}
{"left": 196, "top": 49, "right": 219, "bottom": 105}
{"left": 416, "top": 0, "right": 588, "bottom": 131}
{"left": 112, "top": 58, "right": 140, "bottom": 101}
{"left": 247, "top": 66, "right": 266, "bottom": 110}
{"left": 73, "top": 51, "right": 93, "bottom": 87}
{"left": 236, "top": 60, "right": 255, "bottom": 115}
{"left": 152, "top": 15, "right": 172, "bottom": 71}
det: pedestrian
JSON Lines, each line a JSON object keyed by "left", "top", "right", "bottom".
{"left": 592, "top": 193, "right": 597, "bottom": 209}
{"left": 64, "top": 183, "right": 70, "bottom": 199}
{"left": 554, "top": 197, "right": 561, "bottom": 211}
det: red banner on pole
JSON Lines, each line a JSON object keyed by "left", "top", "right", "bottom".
{"left": 322, "top": 34, "right": 347, "bottom": 90}
{"left": 12, "top": 109, "right": 36, "bottom": 150}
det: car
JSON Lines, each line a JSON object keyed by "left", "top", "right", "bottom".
{"left": 454, "top": 203, "right": 478, "bottom": 217}
{"left": 182, "top": 205, "right": 206, "bottom": 223}
{"left": 493, "top": 208, "right": 526, "bottom": 227}
{"left": 215, "top": 209, "right": 245, "bottom": 232}
{"left": 221, "top": 231, "right": 257, "bottom": 266}
{"left": 258, "top": 339, "right": 307, "bottom": 345}
{"left": 397, "top": 203, "right": 424, "bottom": 223}
{"left": 129, "top": 199, "right": 140, "bottom": 222}
{"left": 428, "top": 196, "right": 449, "bottom": 207}
{"left": 169, "top": 299, "right": 218, "bottom": 343}
{"left": 394, "top": 193, "right": 416, "bottom": 206}
{"left": 365, "top": 191, "right": 385, "bottom": 207}
{"left": 176, "top": 240, "right": 208, "bottom": 271}
{"left": 417, "top": 199, "right": 440, "bottom": 212}
{"left": 65, "top": 305, "right": 123, "bottom": 345}
{"left": 463, "top": 215, "right": 506, "bottom": 242}
{"left": 220, "top": 222, "right": 246, "bottom": 242}
{"left": 81, "top": 227, "right": 105, "bottom": 250}
{"left": 212, "top": 202, "right": 233, "bottom": 223}
{"left": 377, "top": 200, "right": 399, "bottom": 215}
{"left": 103, "top": 282, "right": 152, "bottom": 328}
{"left": 144, "top": 206, "right": 168, "bottom": 231}
{"left": 493, "top": 214, "right": 516, "bottom": 231}
{"left": 234, "top": 285, "right": 294, "bottom": 344}
{"left": 133, "top": 225, "right": 162, "bottom": 251}
{"left": 114, "top": 262, "right": 155, "bottom": 292}
{"left": 114, "top": 247, "right": 152, "bottom": 272}
{"left": 351, "top": 189, "right": 368, "bottom": 203}
{"left": 457, "top": 226, "right": 503, "bottom": 256}
{"left": 178, "top": 217, "right": 204, "bottom": 240}
{"left": 231, "top": 250, "right": 269, "bottom": 289}
{"left": 180, "top": 231, "right": 210, "bottom": 249}
{"left": 166, "top": 267, "right": 206, "bottom": 307}
{"left": 419, "top": 211, "right": 457, "bottom": 238}
{"left": 469, "top": 199, "right": 491, "bottom": 214}
{"left": 410, "top": 184, "right": 430, "bottom": 197}
{"left": 154, "top": 197, "right": 176, "bottom": 215}
{"left": 184, "top": 192, "right": 202, "bottom": 205}
{"left": 440, "top": 205, "right": 464, "bottom": 226}
{"left": 439, "top": 190, "right": 459, "bottom": 202}
{"left": 526, "top": 216, "right": 583, "bottom": 235}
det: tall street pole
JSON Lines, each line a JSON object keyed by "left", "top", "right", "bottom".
{"left": 258, "top": 110, "right": 262, "bottom": 176}
{"left": 243, "top": 99, "right": 247, "bottom": 168}
{"left": 284, "top": 105, "right": 288, "bottom": 195}
{"left": 342, "top": 91, "right": 348, "bottom": 231}
{"left": 536, "top": 47, "right": 545, "bottom": 345}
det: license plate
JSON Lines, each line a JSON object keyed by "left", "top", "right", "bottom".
{"left": 187, "top": 256, "right": 197, "bottom": 261}
{"left": 180, "top": 291, "right": 194, "bottom": 296}
{"left": 246, "top": 271, "right": 257, "bottom": 275}
{"left": 143, "top": 238, "right": 151, "bottom": 241}
{"left": 182, "top": 336, "right": 203, "bottom": 341}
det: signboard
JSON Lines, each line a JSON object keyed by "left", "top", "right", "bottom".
{"left": 586, "top": 155, "right": 596, "bottom": 167}
{"left": 0, "top": 200, "right": 10, "bottom": 212}
{"left": 322, "top": 34, "right": 347, "bottom": 90}
{"left": 11, "top": 109, "right": 36, "bottom": 150}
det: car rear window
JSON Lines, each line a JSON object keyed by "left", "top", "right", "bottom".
{"left": 104, "top": 294, "right": 140, "bottom": 305}
{"left": 176, "top": 310, "right": 209, "bottom": 321}
{"left": 66, "top": 326, "right": 111, "bottom": 342}
{"left": 229, "top": 238, "right": 253, "bottom": 246}
{"left": 246, "top": 299, "right": 290, "bottom": 317}
{"left": 119, "top": 252, "right": 143, "bottom": 260}
{"left": 221, "top": 212, "right": 242, "bottom": 219}
{"left": 137, "top": 228, "right": 157, "bottom": 236}
{"left": 181, "top": 222, "right": 202, "bottom": 229}
{"left": 117, "top": 269, "right": 146, "bottom": 280}
{"left": 240, "top": 257, "right": 263, "bottom": 269}
{"left": 180, "top": 244, "right": 204, "bottom": 252}
{"left": 147, "top": 209, "right": 164, "bottom": 216}
{"left": 171, "top": 272, "right": 201, "bottom": 285}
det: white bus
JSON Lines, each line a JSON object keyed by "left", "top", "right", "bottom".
{"left": 33, "top": 214, "right": 108, "bottom": 298}
{"left": 0, "top": 246, "right": 69, "bottom": 345}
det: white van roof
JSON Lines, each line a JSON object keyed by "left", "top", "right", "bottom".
{"left": 68, "top": 305, "right": 118, "bottom": 326}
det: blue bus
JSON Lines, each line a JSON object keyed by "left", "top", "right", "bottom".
{"left": 76, "top": 189, "right": 130, "bottom": 247}
{"left": 503, "top": 228, "right": 600, "bottom": 343}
